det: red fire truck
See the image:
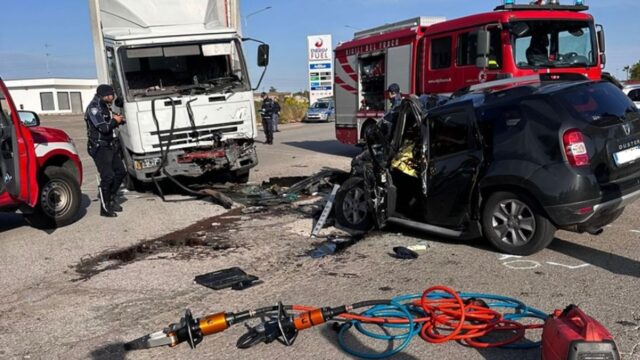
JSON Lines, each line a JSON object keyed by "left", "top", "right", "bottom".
{"left": 334, "top": 1, "right": 606, "bottom": 144}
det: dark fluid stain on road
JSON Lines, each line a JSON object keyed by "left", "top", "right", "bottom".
{"left": 308, "top": 235, "right": 363, "bottom": 258}
{"left": 72, "top": 209, "right": 245, "bottom": 281}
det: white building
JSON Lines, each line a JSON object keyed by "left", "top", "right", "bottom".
{"left": 5, "top": 78, "right": 98, "bottom": 115}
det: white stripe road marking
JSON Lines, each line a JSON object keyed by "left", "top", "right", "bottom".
{"left": 498, "top": 254, "right": 522, "bottom": 261}
{"left": 546, "top": 262, "right": 590, "bottom": 270}
{"left": 34, "top": 142, "right": 78, "bottom": 157}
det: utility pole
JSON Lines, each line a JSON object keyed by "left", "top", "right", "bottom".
{"left": 623, "top": 65, "right": 631, "bottom": 81}
{"left": 44, "top": 43, "right": 51, "bottom": 76}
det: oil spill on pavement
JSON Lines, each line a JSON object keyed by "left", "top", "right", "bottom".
{"left": 72, "top": 208, "right": 246, "bottom": 281}
{"left": 72, "top": 171, "right": 349, "bottom": 281}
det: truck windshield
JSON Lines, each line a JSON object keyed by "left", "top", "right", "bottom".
{"left": 556, "top": 82, "right": 640, "bottom": 125}
{"left": 512, "top": 20, "right": 596, "bottom": 69}
{"left": 312, "top": 102, "right": 330, "bottom": 109}
{"left": 120, "top": 40, "right": 249, "bottom": 99}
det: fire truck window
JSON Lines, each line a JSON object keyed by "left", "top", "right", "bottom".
{"left": 457, "top": 32, "right": 477, "bottom": 66}
{"left": 430, "top": 111, "right": 469, "bottom": 158}
{"left": 431, "top": 37, "right": 452, "bottom": 70}
{"left": 359, "top": 55, "right": 386, "bottom": 111}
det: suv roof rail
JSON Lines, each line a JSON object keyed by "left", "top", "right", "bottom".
{"left": 467, "top": 73, "right": 589, "bottom": 93}
{"left": 354, "top": 16, "right": 446, "bottom": 39}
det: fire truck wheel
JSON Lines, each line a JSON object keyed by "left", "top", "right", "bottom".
{"left": 25, "top": 166, "right": 81, "bottom": 229}
{"left": 335, "top": 176, "right": 373, "bottom": 231}
{"left": 481, "top": 191, "right": 556, "bottom": 255}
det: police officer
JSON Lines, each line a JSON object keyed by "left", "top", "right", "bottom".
{"left": 260, "top": 92, "right": 275, "bottom": 144}
{"left": 85, "top": 84, "right": 126, "bottom": 217}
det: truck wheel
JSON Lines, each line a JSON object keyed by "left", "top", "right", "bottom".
{"left": 124, "top": 173, "right": 145, "bottom": 192}
{"left": 25, "top": 166, "right": 81, "bottom": 229}
{"left": 231, "top": 170, "right": 250, "bottom": 184}
{"left": 335, "top": 177, "right": 373, "bottom": 231}
{"left": 481, "top": 191, "right": 556, "bottom": 255}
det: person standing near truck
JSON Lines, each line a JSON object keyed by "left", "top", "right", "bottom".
{"left": 272, "top": 98, "right": 281, "bottom": 132}
{"left": 85, "top": 84, "right": 126, "bottom": 218}
{"left": 260, "top": 92, "right": 275, "bottom": 144}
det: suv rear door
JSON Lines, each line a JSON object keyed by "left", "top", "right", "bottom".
{"left": 0, "top": 79, "right": 38, "bottom": 208}
{"left": 424, "top": 102, "right": 483, "bottom": 228}
{"left": 556, "top": 82, "right": 640, "bottom": 193}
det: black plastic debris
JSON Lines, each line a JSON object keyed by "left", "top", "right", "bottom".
{"left": 392, "top": 246, "right": 419, "bottom": 260}
{"left": 194, "top": 267, "right": 260, "bottom": 290}
{"left": 308, "top": 236, "right": 361, "bottom": 258}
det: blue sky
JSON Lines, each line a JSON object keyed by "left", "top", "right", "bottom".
{"left": 1, "top": 0, "right": 638, "bottom": 91}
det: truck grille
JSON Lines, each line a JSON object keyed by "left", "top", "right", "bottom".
{"left": 150, "top": 121, "right": 243, "bottom": 149}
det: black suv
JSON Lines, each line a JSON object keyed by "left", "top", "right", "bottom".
{"left": 335, "top": 77, "right": 640, "bottom": 255}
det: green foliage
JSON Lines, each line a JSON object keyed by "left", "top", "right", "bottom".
{"left": 630, "top": 61, "right": 640, "bottom": 80}
{"left": 268, "top": 86, "right": 277, "bottom": 93}
{"left": 254, "top": 96, "right": 308, "bottom": 124}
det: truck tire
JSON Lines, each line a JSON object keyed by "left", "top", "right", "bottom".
{"left": 124, "top": 172, "right": 145, "bottom": 192}
{"left": 25, "top": 166, "right": 81, "bottom": 229}
{"left": 481, "top": 191, "right": 556, "bottom": 255}
{"left": 335, "top": 177, "right": 373, "bottom": 231}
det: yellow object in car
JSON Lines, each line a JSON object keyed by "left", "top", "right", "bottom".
{"left": 391, "top": 143, "right": 418, "bottom": 178}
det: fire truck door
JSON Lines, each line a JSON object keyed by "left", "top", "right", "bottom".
{"left": 386, "top": 44, "right": 412, "bottom": 109}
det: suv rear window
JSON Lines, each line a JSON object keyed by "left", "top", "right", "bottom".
{"left": 557, "top": 82, "right": 640, "bottom": 125}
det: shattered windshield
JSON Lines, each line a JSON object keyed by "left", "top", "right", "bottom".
{"left": 120, "top": 40, "right": 250, "bottom": 100}
{"left": 512, "top": 20, "right": 596, "bottom": 69}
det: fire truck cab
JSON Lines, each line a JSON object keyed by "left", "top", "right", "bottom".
{"left": 334, "top": 1, "right": 606, "bottom": 145}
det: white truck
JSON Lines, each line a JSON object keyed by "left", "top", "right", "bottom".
{"left": 89, "top": 0, "right": 268, "bottom": 187}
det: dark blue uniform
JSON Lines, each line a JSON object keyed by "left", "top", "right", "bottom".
{"left": 260, "top": 97, "right": 275, "bottom": 144}
{"left": 84, "top": 95, "right": 126, "bottom": 215}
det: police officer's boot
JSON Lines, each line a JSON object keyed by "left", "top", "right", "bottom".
{"left": 110, "top": 200, "right": 123, "bottom": 212}
{"left": 99, "top": 189, "right": 117, "bottom": 218}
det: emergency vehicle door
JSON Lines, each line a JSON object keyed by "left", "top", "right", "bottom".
{"left": 0, "top": 80, "right": 38, "bottom": 206}
{"left": 423, "top": 101, "right": 482, "bottom": 228}
{"left": 385, "top": 44, "right": 412, "bottom": 109}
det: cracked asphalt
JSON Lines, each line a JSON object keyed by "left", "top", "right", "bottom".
{"left": 0, "top": 116, "right": 638, "bottom": 360}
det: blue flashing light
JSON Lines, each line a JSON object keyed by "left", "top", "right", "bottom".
{"left": 575, "top": 0, "right": 584, "bottom": 5}
{"left": 504, "top": 0, "right": 515, "bottom": 4}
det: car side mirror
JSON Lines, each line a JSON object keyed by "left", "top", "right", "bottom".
{"left": 257, "top": 44, "right": 269, "bottom": 67}
{"left": 18, "top": 111, "right": 40, "bottom": 127}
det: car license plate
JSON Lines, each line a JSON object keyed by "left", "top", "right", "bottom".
{"left": 613, "top": 145, "right": 640, "bottom": 166}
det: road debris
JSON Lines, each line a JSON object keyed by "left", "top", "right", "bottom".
{"left": 194, "top": 267, "right": 260, "bottom": 291}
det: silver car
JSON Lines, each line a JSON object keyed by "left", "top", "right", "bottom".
{"left": 623, "top": 84, "right": 640, "bottom": 108}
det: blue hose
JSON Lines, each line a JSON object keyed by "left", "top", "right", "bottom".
{"left": 337, "top": 291, "right": 547, "bottom": 359}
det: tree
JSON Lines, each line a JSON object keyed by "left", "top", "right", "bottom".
{"left": 268, "top": 86, "right": 277, "bottom": 93}
{"left": 630, "top": 62, "right": 640, "bottom": 81}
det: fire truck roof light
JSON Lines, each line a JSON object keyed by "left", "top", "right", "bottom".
{"left": 504, "top": 0, "right": 515, "bottom": 4}
{"left": 575, "top": 0, "right": 584, "bottom": 4}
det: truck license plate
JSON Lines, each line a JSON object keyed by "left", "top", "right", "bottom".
{"left": 613, "top": 145, "right": 640, "bottom": 166}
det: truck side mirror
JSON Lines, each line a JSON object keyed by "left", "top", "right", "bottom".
{"left": 18, "top": 111, "right": 40, "bottom": 127}
{"left": 596, "top": 25, "right": 606, "bottom": 66}
{"left": 475, "top": 30, "right": 490, "bottom": 68}
{"left": 257, "top": 44, "right": 269, "bottom": 67}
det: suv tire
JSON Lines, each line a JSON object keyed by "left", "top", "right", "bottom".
{"left": 335, "top": 176, "right": 373, "bottom": 231}
{"left": 25, "top": 166, "right": 81, "bottom": 229}
{"left": 482, "top": 191, "right": 556, "bottom": 255}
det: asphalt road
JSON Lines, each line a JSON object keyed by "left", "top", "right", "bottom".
{"left": 0, "top": 116, "right": 639, "bottom": 360}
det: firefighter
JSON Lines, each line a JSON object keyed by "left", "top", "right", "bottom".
{"left": 387, "top": 83, "right": 402, "bottom": 111}
{"left": 85, "top": 84, "right": 126, "bottom": 217}
{"left": 260, "top": 92, "right": 275, "bottom": 144}
{"left": 380, "top": 83, "right": 403, "bottom": 138}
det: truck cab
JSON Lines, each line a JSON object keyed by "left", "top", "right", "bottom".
{"left": 0, "top": 78, "right": 83, "bottom": 228}
{"left": 89, "top": 0, "right": 268, "bottom": 186}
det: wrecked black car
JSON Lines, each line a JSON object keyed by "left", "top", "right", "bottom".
{"left": 335, "top": 78, "right": 640, "bottom": 255}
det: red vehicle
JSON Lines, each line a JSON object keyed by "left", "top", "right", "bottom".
{"left": 0, "top": 78, "right": 83, "bottom": 228}
{"left": 334, "top": 1, "right": 606, "bottom": 144}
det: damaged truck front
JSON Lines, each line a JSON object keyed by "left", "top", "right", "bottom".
{"left": 89, "top": 0, "right": 268, "bottom": 186}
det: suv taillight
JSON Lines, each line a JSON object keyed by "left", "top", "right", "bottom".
{"left": 563, "top": 129, "right": 589, "bottom": 167}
